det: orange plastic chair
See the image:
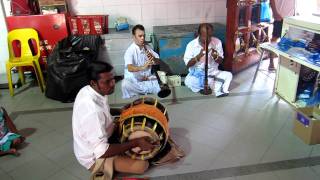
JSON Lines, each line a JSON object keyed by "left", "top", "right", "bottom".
{"left": 6, "top": 28, "right": 45, "bottom": 96}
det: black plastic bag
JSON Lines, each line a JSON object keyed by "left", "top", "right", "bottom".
{"left": 45, "top": 35, "right": 102, "bottom": 102}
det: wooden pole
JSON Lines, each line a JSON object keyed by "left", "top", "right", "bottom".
{"left": 200, "top": 25, "right": 212, "bottom": 95}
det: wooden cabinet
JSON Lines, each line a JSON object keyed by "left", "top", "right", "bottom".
{"left": 225, "top": 0, "right": 270, "bottom": 73}
{"left": 276, "top": 56, "right": 301, "bottom": 103}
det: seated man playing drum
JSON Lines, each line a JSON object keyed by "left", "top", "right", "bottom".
{"left": 122, "top": 24, "right": 161, "bottom": 99}
{"left": 72, "top": 61, "right": 155, "bottom": 178}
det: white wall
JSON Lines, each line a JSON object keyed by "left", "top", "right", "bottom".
{"left": 0, "top": 1, "right": 9, "bottom": 74}
{"left": 0, "top": 0, "right": 226, "bottom": 74}
{"left": 296, "top": 0, "right": 320, "bottom": 16}
{"left": 68, "top": 0, "right": 227, "bottom": 32}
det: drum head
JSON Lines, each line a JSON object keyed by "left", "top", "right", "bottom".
{"left": 128, "top": 131, "right": 152, "bottom": 155}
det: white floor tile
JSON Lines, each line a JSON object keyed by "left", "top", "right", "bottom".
{"left": 27, "top": 130, "right": 72, "bottom": 154}
{"left": 212, "top": 177, "right": 236, "bottom": 180}
{"left": 63, "top": 160, "right": 91, "bottom": 180}
{"left": 45, "top": 140, "right": 76, "bottom": 168}
{"left": 236, "top": 172, "right": 279, "bottom": 180}
{"left": 261, "top": 120, "right": 313, "bottom": 163}
{"left": 0, "top": 146, "right": 41, "bottom": 172}
{"left": 0, "top": 168, "right": 13, "bottom": 180}
{"left": 46, "top": 170, "right": 80, "bottom": 180}
{"left": 310, "top": 165, "right": 320, "bottom": 176}
{"left": 7, "top": 155, "right": 61, "bottom": 180}
{"left": 273, "top": 167, "right": 318, "bottom": 180}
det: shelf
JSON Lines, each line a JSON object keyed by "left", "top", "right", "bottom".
{"left": 39, "top": 3, "right": 65, "bottom": 5}
{"left": 237, "top": 0, "right": 260, "bottom": 7}
{"left": 226, "top": 0, "right": 269, "bottom": 73}
{"left": 285, "top": 16, "right": 320, "bottom": 34}
{"left": 237, "top": 23, "right": 270, "bottom": 33}
{"left": 38, "top": 0, "right": 66, "bottom": 6}
{"left": 260, "top": 43, "right": 320, "bottom": 72}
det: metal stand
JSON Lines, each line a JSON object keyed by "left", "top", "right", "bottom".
{"left": 252, "top": 49, "right": 266, "bottom": 83}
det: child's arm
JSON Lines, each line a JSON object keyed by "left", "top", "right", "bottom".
{"left": 1, "top": 107, "right": 19, "bottom": 134}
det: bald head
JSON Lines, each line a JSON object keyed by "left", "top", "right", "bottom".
{"left": 198, "top": 23, "right": 213, "bottom": 45}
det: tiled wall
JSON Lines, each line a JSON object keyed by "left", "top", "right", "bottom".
{"left": 68, "top": 0, "right": 227, "bottom": 32}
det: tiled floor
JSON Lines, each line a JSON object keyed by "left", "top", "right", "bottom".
{"left": 1, "top": 60, "right": 320, "bottom": 180}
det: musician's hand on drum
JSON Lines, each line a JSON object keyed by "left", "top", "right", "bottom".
{"left": 134, "top": 137, "right": 155, "bottom": 152}
{"left": 143, "top": 136, "right": 160, "bottom": 148}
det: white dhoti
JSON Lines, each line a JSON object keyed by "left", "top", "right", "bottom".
{"left": 121, "top": 78, "right": 160, "bottom": 99}
{"left": 185, "top": 70, "right": 232, "bottom": 96}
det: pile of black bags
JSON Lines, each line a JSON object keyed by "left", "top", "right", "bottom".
{"left": 45, "top": 35, "right": 102, "bottom": 102}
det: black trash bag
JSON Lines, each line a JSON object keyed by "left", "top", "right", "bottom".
{"left": 45, "top": 35, "right": 102, "bottom": 103}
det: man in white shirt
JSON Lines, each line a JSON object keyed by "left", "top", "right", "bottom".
{"left": 269, "top": 0, "right": 296, "bottom": 70}
{"left": 184, "top": 23, "right": 233, "bottom": 97}
{"left": 122, "top": 24, "right": 161, "bottom": 99}
{"left": 72, "top": 61, "right": 154, "bottom": 178}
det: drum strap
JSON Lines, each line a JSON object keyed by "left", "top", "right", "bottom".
{"left": 151, "top": 137, "right": 185, "bottom": 166}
